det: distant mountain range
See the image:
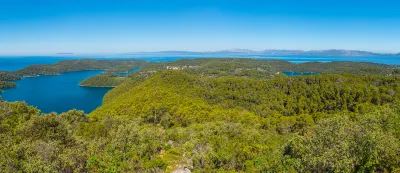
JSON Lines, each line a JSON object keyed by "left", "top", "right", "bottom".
{"left": 216, "top": 49, "right": 396, "bottom": 56}
{"left": 132, "top": 49, "right": 399, "bottom": 56}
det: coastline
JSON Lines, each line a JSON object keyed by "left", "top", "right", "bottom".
{"left": 79, "top": 84, "right": 116, "bottom": 88}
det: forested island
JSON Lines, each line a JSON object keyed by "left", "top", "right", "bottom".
{"left": 1, "top": 58, "right": 400, "bottom": 172}
{"left": 14, "top": 59, "right": 148, "bottom": 76}
{"left": 80, "top": 73, "right": 126, "bottom": 87}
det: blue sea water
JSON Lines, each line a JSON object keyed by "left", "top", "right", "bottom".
{"left": 1, "top": 54, "right": 400, "bottom": 113}
{"left": 0, "top": 56, "right": 75, "bottom": 71}
{"left": 1, "top": 70, "right": 111, "bottom": 113}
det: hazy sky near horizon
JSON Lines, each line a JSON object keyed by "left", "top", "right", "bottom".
{"left": 1, "top": 0, "right": 400, "bottom": 54}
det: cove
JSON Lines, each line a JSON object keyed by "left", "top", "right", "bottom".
{"left": 0, "top": 70, "right": 112, "bottom": 113}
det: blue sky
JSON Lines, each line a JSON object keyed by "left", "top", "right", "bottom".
{"left": 1, "top": 0, "right": 400, "bottom": 54}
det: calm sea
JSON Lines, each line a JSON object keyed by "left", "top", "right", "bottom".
{"left": 1, "top": 70, "right": 111, "bottom": 113}
{"left": 0, "top": 56, "right": 75, "bottom": 71}
{"left": 1, "top": 54, "right": 400, "bottom": 113}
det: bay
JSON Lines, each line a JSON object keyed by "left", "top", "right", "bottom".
{"left": 1, "top": 70, "right": 111, "bottom": 113}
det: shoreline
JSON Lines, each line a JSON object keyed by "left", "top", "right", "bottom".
{"left": 79, "top": 84, "right": 116, "bottom": 88}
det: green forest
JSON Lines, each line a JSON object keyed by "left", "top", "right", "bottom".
{"left": 14, "top": 59, "right": 148, "bottom": 76}
{"left": 0, "top": 81, "right": 17, "bottom": 92}
{"left": 1, "top": 59, "right": 400, "bottom": 172}
{"left": 0, "top": 71, "right": 20, "bottom": 81}
{"left": 80, "top": 73, "right": 126, "bottom": 87}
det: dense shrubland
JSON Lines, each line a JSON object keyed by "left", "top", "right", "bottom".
{"left": 1, "top": 58, "right": 400, "bottom": 172}
{"left": 102, "top": 59, "right": 399, "bottom": 103}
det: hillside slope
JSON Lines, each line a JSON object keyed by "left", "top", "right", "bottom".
{"left": 1, "top": 71, "right": 400, "bottom": 172}
{"left": 103, "top": 59, "right": 400, "bottom": 103}
{"left": 89, "top": 70, "right": 400, "bottom": 172}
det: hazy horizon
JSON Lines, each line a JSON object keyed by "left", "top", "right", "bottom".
{"left": 1, "top": 49, "right": 400, "bottom": 56}
{"left": 1, "top": 0, "right": 400, "bottom": 54}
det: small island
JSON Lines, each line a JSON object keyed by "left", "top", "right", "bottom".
{"left": 79, "top": 73, "right": 126, "bottom": 87}
{"left": 14, "top": 59, "right": 148, "bottom": 76}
